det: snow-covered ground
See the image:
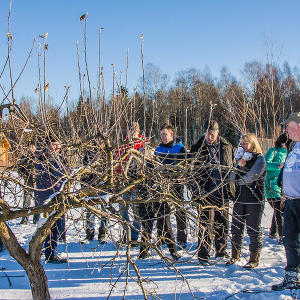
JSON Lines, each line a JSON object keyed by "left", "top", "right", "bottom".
{"left": 0, "top": 201, "right": 297, "bottom": 300}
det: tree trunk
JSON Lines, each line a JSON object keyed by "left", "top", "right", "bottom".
{"left": 25, "top": 261, "right": 50, "bottom": 300}
{"left": 0, "top": 222, "right": 50, "bottom": 300}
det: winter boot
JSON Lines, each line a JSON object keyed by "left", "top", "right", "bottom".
{"left": 269, "top": 233, "right": 277, "bottom": 239}
{"left": 226, "top": 248, "right": 241, "bottom": 266}
{"left": 118, "top": 233, "right": 128, "bottom": 246}
{"left": 215, "top": 251, "right": 229, "bottom": 259}
{"left": 243, "top": 251, "right": 260, "bottom": 269}
{"left": 138, "top": 245, "right": 150, "bottom": 259}
{"left": 98, "top": 227, "right": 107, "bottom": 244}
{"left": 272, "top": 271, "right": 300, "bottom": 291}
{"left": 177, "top": 241, "right": 187, "bottom": 250}
{"left": 46, "top": 256, "right": 68, "bottom": 264}
{"left": 171, "top": 251, "right": 181, "bottom": 261}
{"left": 86, "top": 228, "right": 95, "bottom": 241}
{"left": 198, "top": 258, "right": 210, "bottom": 266}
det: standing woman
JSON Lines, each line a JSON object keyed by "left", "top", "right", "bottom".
{"left": 227, "top": 134, "right": 266, "bottom": 269}
{"left": 265, "top": 133, "right": 288, "bottom": 241}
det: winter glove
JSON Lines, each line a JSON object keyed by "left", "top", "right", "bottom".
{"left": 241, "top": 152, "right": 253, "bottom": 161}
{"left": 234, "top": 146, "right": 244, "bottom": 160}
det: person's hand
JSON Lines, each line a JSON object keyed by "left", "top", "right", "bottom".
{"left": 29, "top": 144, "right": 36, "bottom": 154}
{"left": 238, "top": 158, "right": 246, "bottom": 167}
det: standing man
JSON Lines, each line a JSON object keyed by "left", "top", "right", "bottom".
{"left": 36, "top": 135, "right": 69, "bottom": 263}
{"left": 272, "top": 112, "right": 300, "bottom": 290}
{"left": 155, "top": 125, "right": 187, "bottom": 248}
{"left": 138, "top": 124, "right": 182, "bottom": 260}
{"left": 190, "top": 120, "right": 234, "bottom": 265}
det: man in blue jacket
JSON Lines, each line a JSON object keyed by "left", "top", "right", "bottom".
{"left": 155, "top": 124, "right": 187, "bottom": 248}
{"left": 138, "top": 124, "right": 184, "bottom": 260}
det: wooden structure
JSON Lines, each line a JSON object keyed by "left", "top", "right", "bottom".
{"left": 0, "top": 133, "right": 10, "bottom": 167}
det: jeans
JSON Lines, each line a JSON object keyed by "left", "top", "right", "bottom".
{"left": 86, "top": 207, "right": 108, "bottom": 233}
{"left": 283, "top": 199, "right": 300, "bottom": 272}
{"left": 85, "top": 192, "right": 108, "bottom": 237}
{"left": 120, "top": 191, "right": 140, "bottom": 241}
{"left": 44, "top": 216, "right": 65, "bottom": 260}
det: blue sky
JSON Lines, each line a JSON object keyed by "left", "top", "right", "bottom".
{"left": 0, "top": 1, "right": 300, "bottom": 106}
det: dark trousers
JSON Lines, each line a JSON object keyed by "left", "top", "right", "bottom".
{"left": 172, "top": 185, "right": 187, "bottom": 244}
{"left": 283, "top": 199, "right": 300, "bottom": 272}
{"left": 231, "top": 201, "right": 264, "bottom": 253}
{"left": 267, "top": 197, "right": 283, "bottom": 237}
{"left": 197, "top": 200, "right": 229, "bottom": 260}
{"left": 139, "top": 201, "right": 176, "bottom": 255}
{"left": 119, "top": 191, "right": 140, "bottom": 241}
{"left": 175, "top": 208, "right": 187, "bottom": 243}
{"left": 44, "top": 216, "right": 65, "bottom": 260}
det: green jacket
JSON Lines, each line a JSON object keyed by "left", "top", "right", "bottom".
{"left": 264, "top": 146, "right": 287, "bottom": 199}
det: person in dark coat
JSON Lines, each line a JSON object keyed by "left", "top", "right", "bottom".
{"left": 227, "top": 133, "right": 266, "bottom": 269}
{"left": 264, "top": 133, "right": 288, "bottom": 241}
{"left": 138, "top": 124, "right": 182, "bottom": 260}
{"left": 36, "top": 136, "right": 69, "bottom": 263}
{"left": 189, "top": 120, "right": 234, "bottom": 264}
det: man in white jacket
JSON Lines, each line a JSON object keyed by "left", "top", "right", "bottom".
{"left": 273, "top": 112, "right": 300, "bottom": 290}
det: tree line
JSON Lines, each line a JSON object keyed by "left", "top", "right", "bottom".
{"left": 6, "top": 59, "right": 299, "bottom": 156}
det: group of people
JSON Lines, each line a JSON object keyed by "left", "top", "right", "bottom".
{"left": 1, "top": 112, "right": 300, "bottom": 291}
